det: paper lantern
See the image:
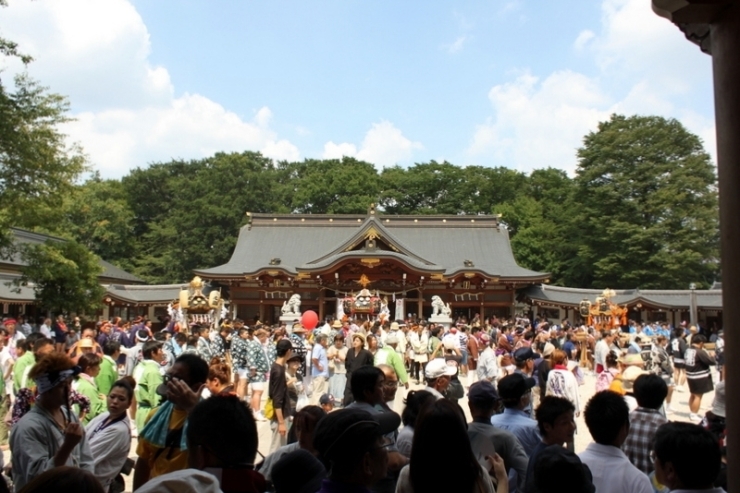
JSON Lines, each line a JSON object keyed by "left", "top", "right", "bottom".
{"left": 301, "top": 310, "right": 319, "bottom": 330}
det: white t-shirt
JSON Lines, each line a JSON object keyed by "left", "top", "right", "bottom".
{"left": 0, "top": 347, "right": 13, "bottom": 396}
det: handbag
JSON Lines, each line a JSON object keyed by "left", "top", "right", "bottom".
{"left": 264, "top": 397, "right": 275, "bottom": 420}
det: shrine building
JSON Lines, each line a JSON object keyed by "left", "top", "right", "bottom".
{"left": 194, "top": 205, "right": 549, "bottom": 324}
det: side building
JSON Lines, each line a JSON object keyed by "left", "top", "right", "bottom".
{"left": 0, "top": 228, "right": 148, "bottom": 321}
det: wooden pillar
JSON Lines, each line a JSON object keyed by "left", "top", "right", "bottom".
{"left": 712, "top": 5, "right": 740, "bottom": 490}
{"left": 319, "top": 289, "right": 325, "bottom": 321}
{"left": 417, "top": 292, "right": 423, "bottom": 321}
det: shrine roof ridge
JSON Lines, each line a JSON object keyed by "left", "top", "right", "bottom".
{"left": 246, "top": 212, "right": 501, "bottom": 227}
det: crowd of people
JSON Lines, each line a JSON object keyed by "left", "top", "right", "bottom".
{"left": 0, "top": 313, "right": 726, "bottom": 493}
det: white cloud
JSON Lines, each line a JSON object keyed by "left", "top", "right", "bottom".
{"left": 574, "top": 30, "right": 595, "bottom": 51}
{"left": 322, "top": 121, "right": 423, "bottom": 168}
{"left": 0, "top": 0, "right": 299, "bottom": 177}
{"left": 468, "top": 0, "right": 716, "bottom": 172}
{"left": 468, "top": 71, "right": 611, "bottom": 173}
{"left": 446, "top": 36, "right": 467, "bottom": 54}
{"left": 323, "top": 142, "right": 358, "bottom": 160}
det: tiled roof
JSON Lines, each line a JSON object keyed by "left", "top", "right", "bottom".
{"left": 195, "top": 213, "right": 547, "bottom": 281}
{"left": 522, "top": 284, "right": 723, "bottom": 310}
{"left": 3, "top": 228, "right": 143, "bottom": 284}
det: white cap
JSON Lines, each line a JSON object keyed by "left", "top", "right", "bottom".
{"left": 424, "top": 359, "right": 457, "bottom": 380}
{"left": 136, "top": 469, "right": 222, "bottom": 493}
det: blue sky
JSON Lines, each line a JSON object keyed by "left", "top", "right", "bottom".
{"left": 0, "top": 0, "right": 715, "bottom": 178}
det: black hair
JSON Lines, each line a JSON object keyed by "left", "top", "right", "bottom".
{"left": 633, "top": 374, "right": 668, "bottom": 409}
{"left": 78, "top": 353, "right": 102, "bottom": 374}
{"left": 276, "top": 339, "right": 293, "bottom": 357}
{"left": 174, "top": 332, "right": 187, "bottom": 343}
{"left": 430, "top": 326, "right": 441, "bottom": 338}
{"left": 137, "top": 329, "right": 149, "bottom": 341}
{"left": 605, "top": 351, "right": 619, "bottom": 368}
{"left": 142, "top": 340, "right": 163, "bottom": 359}
{"left": 187, "top": 334, "right": 199, "bottom": 346}
{"left": 292, "top": 405, "right": 327, "bottom": 447}
{"left": 536, "top": 396, "right": 576, "bottom": 437}
{"left": 187, "top": 395, "right": 258, "bottom": 467}
{"left": 32, "top": 337, "right": 54, "bottom": 354}
{"left": 692, "top": 334, "right": 707, "bottom": 344}
{"left": 25, "top": 332, "right": 45, "bottom": 347}
{"left": 16, "top": 339, "right": 29, "bottom": 353}
{"left": 153, "top": 331, "right": 167, "bottom": 342}
{"left": 584, "top": 391, "right": 629, "bottom": 445}
{"left": 410, "top": 399, "right": 478, "bottom": 493}
{"left": 103, "top": 340, "right": 121, "bottom": 356}
{"left": 654, "top": 422, "right": 721, "bottom": 489}
{"left": 401, "top": 390, "right": 435, "bottom": 427}
{"left": 111, "top": 379, "right": 134, "bottom": 400}
{"left": 350, "top": 365, "right": 384, "bottom": 402}
{"left": 174, "top": 353, "right": 209, "bottom": 386}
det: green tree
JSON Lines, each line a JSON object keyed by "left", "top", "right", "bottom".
{"left": 17, "top": 239, "right": 104, "bottom": 315}
{"left": 563, "top": 114, "right": 719, "bottom": 289}
{"left": 379, "top": 161, "right": 466, "bottom": 214}
{"left": 0, "top": 74, "right": 86, "bottom": 232}
{"left": 59, "top": 173, "right": 137, "bottom": 269}
{"left": 279, "top": 157, "right": 381, "bottom": 214}
{"left": 126, "top": 152, "right": 281, "bottom": 283}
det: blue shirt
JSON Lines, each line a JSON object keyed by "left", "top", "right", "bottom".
{"left": 311, "top": 344, "right": 329, "bottom": 378}
{"left": 491, "top": 408, "right": 542, "bottom": 457}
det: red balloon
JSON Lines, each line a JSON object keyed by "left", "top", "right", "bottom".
{"left": 301, "top": 310, "right": 319, "bottom": 330}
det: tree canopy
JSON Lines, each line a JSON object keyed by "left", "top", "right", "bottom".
{"left": 563, "top": 114, "right": 719, "bottom": 289}
{"left": 49, "top": 113, "right": 717, "bottom": 290}
{"left": 16, "top": 239, "right": 104, "bottom": 315}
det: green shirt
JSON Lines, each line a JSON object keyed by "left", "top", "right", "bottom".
{"left": 13, "top": 352, "right": 35, "bottom": 393}
{"left": 74, "top": 376, "right": 105, "bottom": 425}
{"left": 133, "top": 360, "right": 163, "bottom": 432}
{"left": 374, "top": 347, "right": 409, "bottom": 384}
{"left": 95, "top": 355, "right": 118, "bottom": 396}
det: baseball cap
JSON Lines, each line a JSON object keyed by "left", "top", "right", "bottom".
{"left": 424, "top": 359, "right": 457, "bottom": 380}
{"left": 313, "top": 408, "right": 401, "bottom": 463}
{"left": 468, "top": 380, "right": 500, "bottom": 406}
{"left": 319, "top": 393, "right": 335, "bottom": 406}
{"left": 497, "top": 373, "right": 536, "bottom": 400}
{"left": 513, "top": 347, "right": 535, "bottom": 363}
{"left": 272, "top": 449, "right": 326, "bottom": 493}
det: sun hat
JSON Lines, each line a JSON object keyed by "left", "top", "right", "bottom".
{"left": 621, "top": 366, "right": 647, "bottom": 392}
